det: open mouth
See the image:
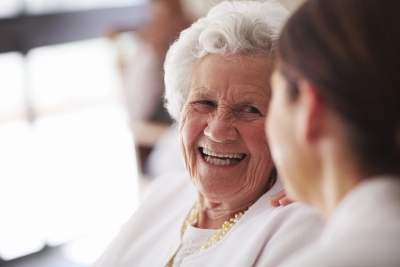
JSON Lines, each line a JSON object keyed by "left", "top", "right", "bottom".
{"left": 199, "top": 147, "right": 247, "bottom": 166}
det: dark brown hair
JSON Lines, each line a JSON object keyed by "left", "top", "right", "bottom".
{"left": 277, "top": 0, "right": 400, "bottom": 176}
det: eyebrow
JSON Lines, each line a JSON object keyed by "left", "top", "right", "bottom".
{"left": 189, "top": 87, "right": 214, "bottom": 98}
{"left": 234, "top": 91, "right": 270, "bottom": 103}
{"left": 189, "top": 85, "right": 270, "bottom": 105}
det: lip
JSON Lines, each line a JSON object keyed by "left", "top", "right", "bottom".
{"left": 198, "top": 147, "right": 247, "bottom": 167}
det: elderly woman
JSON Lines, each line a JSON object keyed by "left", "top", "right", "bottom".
{"left": 267, "top": 0, "right": 400, "bottom": 266}
{"left": 94, "top": 1, "right": 322, "bottom": 267}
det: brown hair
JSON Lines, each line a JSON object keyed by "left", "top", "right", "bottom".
{"left": 277, "top": 0, "right": 400, "bottom": 176}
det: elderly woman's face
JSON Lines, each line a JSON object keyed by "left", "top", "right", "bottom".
{"left": 180, "top": 54, "right": 273, "bottom": 201}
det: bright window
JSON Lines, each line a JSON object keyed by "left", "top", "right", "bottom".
{"left": 24, "top": 0, "right": 147, "bottom": 14}
{"left": 0, "top": 0, "right": 22, "bottom": 18}
{"left": 0, "top": 38, "right": 139, "bottom": 263}
{"left": 0, "top": 53, "right": 25, "bottom": 121}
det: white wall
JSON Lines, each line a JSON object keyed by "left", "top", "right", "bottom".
{"left": 181, "top": 0, "right": 307, "bottom": 21}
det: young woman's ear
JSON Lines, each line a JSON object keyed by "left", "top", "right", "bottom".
{"left": 296, "top": 79, "right": 325, "bottom": 145}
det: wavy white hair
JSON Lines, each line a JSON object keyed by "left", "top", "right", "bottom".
{"left": 164, "top": 0, "right": 289, "bottom": 121}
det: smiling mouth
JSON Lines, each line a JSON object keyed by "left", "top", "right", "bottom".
{"left": 199, "top": 147, "right": 247, "bottom": 166}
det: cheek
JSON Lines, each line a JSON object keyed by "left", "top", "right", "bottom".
{"left": 250, "top": 126, "right": 270, "bottom": 157}
{"left": 243, "top": 121, "right": 273, "bottom": 171}
{"left": 180, "top": 109, "right": 205, "bottom": 148}
{"left": 179, "top": 108, "right": 208, "bottom": 169}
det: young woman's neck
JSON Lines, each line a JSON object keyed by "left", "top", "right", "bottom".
{"left": 311, "top": 141, "right": 364, "bottom": 222}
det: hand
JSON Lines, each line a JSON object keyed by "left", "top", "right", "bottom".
{"left": 268, "top": 190, "right": 293, "bottom": 207}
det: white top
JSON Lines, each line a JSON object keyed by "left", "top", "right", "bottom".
{"left": 93, "top": 171, "right": 323, "bottom": 267}
{"left": 173, "top": 225, "right": 217, "bottom": 267}
{"left": 279, "top": 176, "right": 400, "bottom": 267}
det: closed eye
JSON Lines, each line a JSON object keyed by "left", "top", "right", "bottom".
{"left": 234, "top": 105, "right": 263, "bottom": 121}
{"left": 197, "top": 100, "right": 216, "bottom": 107}
{"left": 191, "top": 99, "right": 216, "bottom": 114}
{"left": 240, "top": 105, "right": 261, "bottom": 114}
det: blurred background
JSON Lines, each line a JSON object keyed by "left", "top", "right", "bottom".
{"left": 0, "top": 0, "right": 305, "bottom": 266}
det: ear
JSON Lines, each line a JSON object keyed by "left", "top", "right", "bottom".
{"left": 295, "top": 79, "right": 325, "bottom": 145}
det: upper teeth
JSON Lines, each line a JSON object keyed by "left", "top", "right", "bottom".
{"left": 202, "top": 148, "right": 243, "bottom": 159}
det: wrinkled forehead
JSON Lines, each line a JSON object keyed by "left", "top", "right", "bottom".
{"left": 189, "top": 53, "right": 273, "bottom": 101}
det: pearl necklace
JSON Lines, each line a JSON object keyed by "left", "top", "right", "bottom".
{"left": 166, "top": 203, "right": 247, "bottom": 266}
{"left": 201, "top": 210, "right": 246, "bottom": 250}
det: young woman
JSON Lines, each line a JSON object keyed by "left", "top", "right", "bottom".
{"left": 267, "top": 0, "right": 400, "bottom": 266}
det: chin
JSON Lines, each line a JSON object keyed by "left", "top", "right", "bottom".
{"left": 195, "top": 174, "right": 242, "bottom": 200}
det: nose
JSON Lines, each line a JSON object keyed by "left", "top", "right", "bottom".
{"left": 204, "top": 109, "right": 238, "bottom": 142}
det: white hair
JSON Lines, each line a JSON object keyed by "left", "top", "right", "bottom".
{"left": 164, "top": 0, "right": 289, "bottom": 121}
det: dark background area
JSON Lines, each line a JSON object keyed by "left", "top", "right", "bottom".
{"left": 0, "top": 5, "right": 148, "bottom": 54}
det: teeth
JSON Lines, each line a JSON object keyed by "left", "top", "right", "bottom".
{"left": 202, "top": 148, "right": 244, "bottom": 159}
{"left": 205, "top": 156, "right": 239, "bottom": 166}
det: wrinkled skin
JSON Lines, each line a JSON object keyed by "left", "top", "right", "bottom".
{"left": 179, "top": 54, "right": 275, "bottom": 228}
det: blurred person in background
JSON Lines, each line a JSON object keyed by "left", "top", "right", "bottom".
{"left": 267, "top": 0, "right": 400, "bottom": 266}
{"left": 123, "top": 0, "right": 191, "bottom": 123}
{"left": 121, "top": 0, "right": 192, "bottom": 179}
{"left": 93, "top": 1, "right": 323, "bottom": 266}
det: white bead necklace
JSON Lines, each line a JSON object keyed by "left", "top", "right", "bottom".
{"left": 201, "top": 210, "right": 246, "bottom": 250}
{"left": 166, "top": 203, "right": 247, "bottom": 267}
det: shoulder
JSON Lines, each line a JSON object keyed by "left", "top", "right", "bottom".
{"left": 266, "top": 202, "right": 324, "bottom": 251}
{"left": 134, "top": 170, "right": 197, "bottom": 221}
{"left": 255, "top": 203, "right": 324, "bottom": 267}
{"left": 93, "top": 171, "right": 196, "bottom": 267}
{"left": 270, "top": 202, "right": 323, "bottom": 229}
{"left": 140, "top": 170, "right": 195, "bottom": 204}
{"left": 280, "top": 177, "right": 400, "bottom": 267}
{"left": 250, "top": 195, "right": 323, "bottom": 236}
{"left": 280, "top": 232, "right": 400, "bottom": 267}
{"left": 268, "top": 202, "right": 323, "bottom": 240}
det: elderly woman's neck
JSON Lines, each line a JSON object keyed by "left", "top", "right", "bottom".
{"left": 195, "top": 191, "right": 263, "bottom": 230}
